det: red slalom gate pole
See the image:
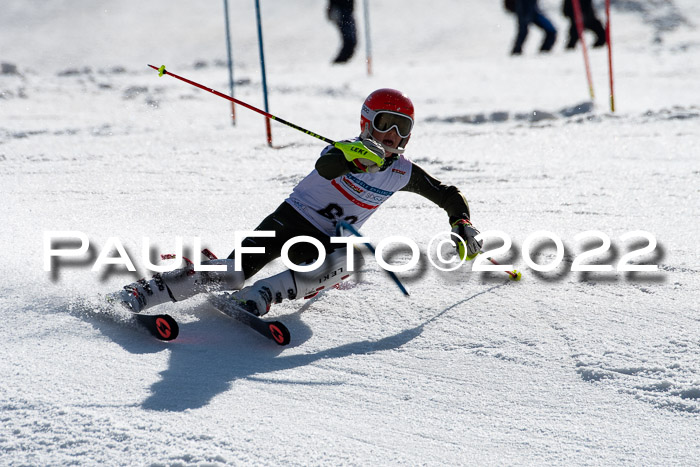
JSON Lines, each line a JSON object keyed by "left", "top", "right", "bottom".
{"left": 605, "top": 0, "right": 616, "bottom": 112}
{"left": 264, "top": 118, "right": 273, "bottom": 146}
{"left": 572, "top": 0, "right": 595, "bottom": 100}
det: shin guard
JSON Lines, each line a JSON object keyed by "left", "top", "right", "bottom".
{"left": 292, "top": 247, "right": 363, "bottom": 298}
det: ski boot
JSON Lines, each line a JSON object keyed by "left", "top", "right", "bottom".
{"left": 110, "top": 258, "right": 245, "bottom": 313}
{"left": 227, "top": 247, "right": 362, "bottom": 316}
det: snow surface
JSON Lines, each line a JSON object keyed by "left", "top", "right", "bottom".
{"left": 1, "top": 0, "right": 699, "bottom": 465}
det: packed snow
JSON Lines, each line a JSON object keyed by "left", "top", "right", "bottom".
{"left": 1, "top": 0, "right": 699, "bottom": 465}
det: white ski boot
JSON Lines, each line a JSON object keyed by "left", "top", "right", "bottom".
{"left": 230, "top": 270, "right": 298, "bottom": 316}
{"left": 111, "top": 258, "right": 245, "bottom": 313}
{"left": 229, "top": 247, "right": 362, "bottom": 316}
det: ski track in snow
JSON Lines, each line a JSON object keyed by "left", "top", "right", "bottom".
{"left": 2, "top": 0, "right": 700, "bottom": 465}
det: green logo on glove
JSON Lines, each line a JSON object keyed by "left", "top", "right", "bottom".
{"left": 335, "top": 141, "right": 385, "bottom": 168}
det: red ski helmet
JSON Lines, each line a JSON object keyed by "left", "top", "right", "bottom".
{"left": 360, "top": 88, "right": 414, "bottom": 155}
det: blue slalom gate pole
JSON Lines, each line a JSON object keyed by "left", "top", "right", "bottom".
{"left": 254, "top": 0, "right": 272, "bottom": 146}
{"left": 223, "top": 0, "right": 236, "bottom": 125}
{"left": 336, "top": 221, "right": 410, "bottom": 296}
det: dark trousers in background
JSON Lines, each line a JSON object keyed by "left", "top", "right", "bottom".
{"left": 512, "top": 0, "right": 557, "bottom": 55}
{"left": 330, "top": 6, "right": 357, "bottom": 63}
{"left": 563, "top": 0, "right": 606, "bottom": 48}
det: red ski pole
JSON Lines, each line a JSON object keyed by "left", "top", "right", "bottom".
{"left": 147, "top": 65, "right": 386, "bottom": 167}
{"left": 487, "top": 257, "right": 522, "bottom": 281}
{"left": 149, "top": 64, "right": 334, "bottom": 145}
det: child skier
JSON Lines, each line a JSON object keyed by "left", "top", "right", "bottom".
{"left": 112, "top": 88, "right": 483, "bottom": 316}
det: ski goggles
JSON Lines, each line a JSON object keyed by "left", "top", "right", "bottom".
{"left": 371, "top": 111, "right": 414, "bottom": 138}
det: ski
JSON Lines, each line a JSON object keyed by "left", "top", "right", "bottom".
{"left": 103, "top": 293, "right": 180, "bottom": 341}
{"left": 74, "top": 296, "right": 180, "bottom": 342}
{"left": 209, "top": 294, "right": 290, "bottom": 346}
{"left": 132, "top": 313, "right": 179, "bottom": 341}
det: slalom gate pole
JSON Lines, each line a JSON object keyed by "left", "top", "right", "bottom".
{"left": 363, "top": 0, "right": 373, "bottom": 76}
{"left": 605, "top": 0, "right": 616, "bottom": 112}
{"left": 336, "top": 221, "right": 410, "bottom": 297}
{"left": 148, "top": 64, "right": 336, "bottom": 146}
{"left": 572, "top": 0, "right": 595, "bottom": 100}
{"left": 254, "top": 0, "right": 273, "bottom": 146}
{"left": 222, "top": 0, "right": 236, "bottom": 125}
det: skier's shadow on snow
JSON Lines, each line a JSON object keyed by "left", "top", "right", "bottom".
{"left": 141, "top": 286, "right": 502, "bottom": 412}
{"left": 141, "top": 302, "right": 420, "bottom": 412}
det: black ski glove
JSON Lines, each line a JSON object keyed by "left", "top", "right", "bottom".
{"left": 450, "top": 217, "right": 483, "bottom": 260}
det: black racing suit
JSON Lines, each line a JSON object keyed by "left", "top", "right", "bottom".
{"left": 228, "top": 146, "right": 472, "bottom": 279}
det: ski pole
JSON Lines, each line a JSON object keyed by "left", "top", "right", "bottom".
{"left": 147, "top": 64, "right": 385, "bottom": 167}
{"left": 336, "top": 221, "right": 410, "bottom": 296}
{"left": 486, "top": 256, "right": 522, "bottom": 281}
